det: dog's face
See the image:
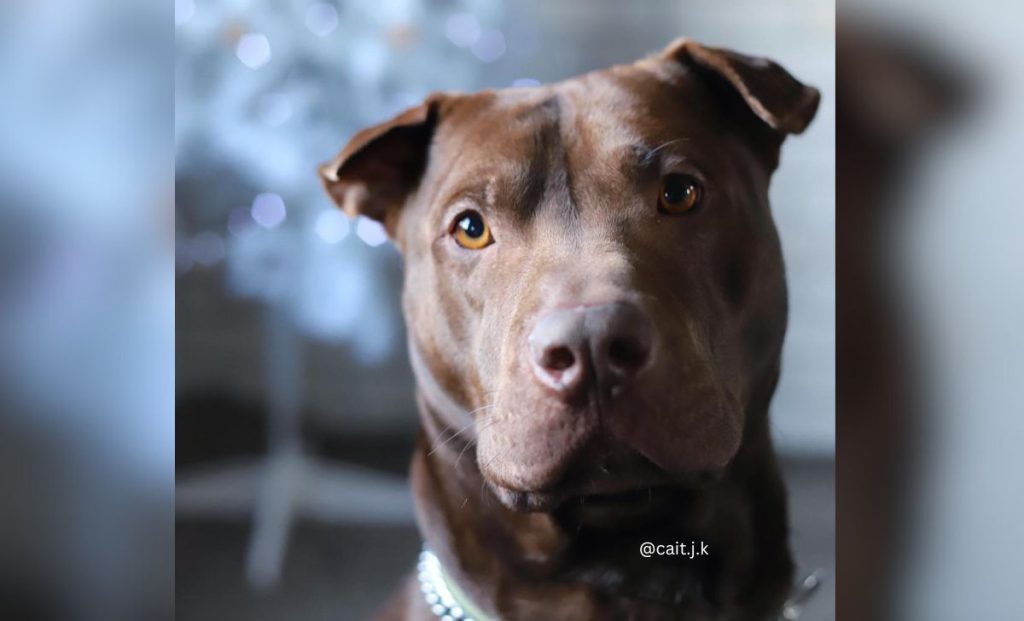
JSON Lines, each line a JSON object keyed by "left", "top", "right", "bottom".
{"left": 322, "top": 39, "right": 818, "bottom": 518}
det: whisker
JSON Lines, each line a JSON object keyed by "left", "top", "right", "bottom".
{"left": 478, "top": 443, "right": 509, "bottom": 502}
{"left": 427, "top": 418, "right": 477, "bottom": 456}
{"left": 454, "top": 417, "right": 499, "bottom": 469}
{"left": 426, "top": 404, "right": 497, "bottom": 457}
{"left": 648, "top": 137, "right": 689, "bottom": 156}
{"left": 638, "top": 137, "right": 690, "bottom": 166}
{"left": 465, "top": 403, "right": 495, "bottom": 417}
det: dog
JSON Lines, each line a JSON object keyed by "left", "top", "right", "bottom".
{"left": 320, "top": 38, "right": 819, "bottom": 621}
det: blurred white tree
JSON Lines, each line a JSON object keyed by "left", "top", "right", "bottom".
{"left": 174, "top": 0, "right": 508, "bottom": 589}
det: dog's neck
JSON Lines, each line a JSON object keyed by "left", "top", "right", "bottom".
{"left": 407, "top": 377, "right": 794, "bottom": 621}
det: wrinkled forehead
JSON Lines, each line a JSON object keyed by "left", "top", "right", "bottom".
{"left": 428, "top": 64, "right": 723, "bottom": 201}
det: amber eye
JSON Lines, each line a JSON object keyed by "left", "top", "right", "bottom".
{"left": 452, "top": 210, "right": 493, "bottom": 250}
{"left": 658, "top": 174, "right": 702, "bottom": 214}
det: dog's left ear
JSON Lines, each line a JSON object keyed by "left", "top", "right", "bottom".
{"left": 319, "top": 93, "right": 447, "bottom": 234}
{"left": 662, "top": 38, "right": 820, "bottom": 136}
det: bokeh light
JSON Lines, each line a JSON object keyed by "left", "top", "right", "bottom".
{"left": 355, "top": 217, "right": 388, "bottom": 247}
{"left": 250, "top": 193, "right": 287, "bottom": 229}
{"left": 305, "top": 3, "right": 340, "bottom": 38}
{"left": 175, "top": 0, "right": 195, "bottom": 26}
{"left": 315, "top": 209, "right": 351, "bottom": 244}
{"left": 236, "top": 33, "right": 272, "bottom": 70}
{"left": 470, "top": 28, "right": 506, "bottom": 63}
{"left": 445, "top": 12, "right": 481, "bottom": 48}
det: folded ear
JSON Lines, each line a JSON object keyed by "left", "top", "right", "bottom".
{"left": 663, "top": 38, "right": 820, "bottom": 135}
{"left": 318, "top": 94, "right": 445, "bottom": 233}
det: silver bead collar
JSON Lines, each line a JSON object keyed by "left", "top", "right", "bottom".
{"left": 779, "top": 570, "right": 823, "bottom": 620}
{"left": 417, "top": 547, "right": 821, "bottom": 621}
{"left": 417, "top": 549, "right": 479, "bottom": 621}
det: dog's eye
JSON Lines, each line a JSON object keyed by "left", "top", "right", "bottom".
{"left": 658, "top": 174, "right": 702, "bottom": 214}
{"left": 452, "top": 210, "right": 493, "bottom": 250}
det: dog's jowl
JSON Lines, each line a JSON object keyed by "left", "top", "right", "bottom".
{"left": 321, "top": 38, "right": 819, "bottom": 621}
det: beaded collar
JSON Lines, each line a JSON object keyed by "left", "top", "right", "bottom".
{"left": 417, "top": 547, "right": 821, "bottom": 621}
{"left": 416, "top": 549, "right": 493, "bottom": 621}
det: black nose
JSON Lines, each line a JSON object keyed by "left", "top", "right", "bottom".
{"left": 528, "top": 301, "right": 654, "bottom": 400}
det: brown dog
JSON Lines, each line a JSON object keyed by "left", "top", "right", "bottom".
{"left": 321, "top": 38, "right": 819, "bottom": 621}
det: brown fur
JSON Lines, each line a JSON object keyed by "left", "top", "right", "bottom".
{"left": 321, "top": 39, "right": 819, "bottom": 621}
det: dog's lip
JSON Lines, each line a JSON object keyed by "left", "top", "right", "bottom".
{"left": 555, "top": 485, "right": 690, "bottom": 527}
{"left": 565, "top": 484, "right": 684, "bottom": 511}
{"left": 495, "top": 489, "right": 563, "bottom": 512}
{"left": 491, "top": 481, "right": 678, "bottom": 513}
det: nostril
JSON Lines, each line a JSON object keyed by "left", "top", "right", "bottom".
{"left": 542, "top": 346, "right": 576, "bottom": 371}
{"left": 607, "top": 336, "right": 649, "bottom": 371}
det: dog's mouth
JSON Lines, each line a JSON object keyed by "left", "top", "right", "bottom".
{"left": 492, "top": 483, "right": 689, "bottom": 526}
{"left": 556, "top": 486, "right": 686, "bottom": 527}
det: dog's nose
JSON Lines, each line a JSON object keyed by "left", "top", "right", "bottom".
{"left": 528, "top": 301, "right": 654, "bottom": 399}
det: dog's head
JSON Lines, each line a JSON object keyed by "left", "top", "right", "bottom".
{"left": 321, "top": 39, "right": 818, "bottom": 519}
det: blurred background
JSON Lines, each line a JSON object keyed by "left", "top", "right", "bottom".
{"left": 175, "top": 1, "right": 834, "bottom": 620}
{"left": 0, "top": 1, "right": 172, "bottom": 620}
{"left": 838, "top": 1, "right": 1024, "bottom": 620}
{"left": 2, "top": 1, "right": 1023, "bottom": 620}
{"left": 3, "top": 0, "right": 1022, "bottom": 620}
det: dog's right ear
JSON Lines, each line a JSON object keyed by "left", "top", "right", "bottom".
{"left": 318, "top": 94, "right": 446, "bottom": 233}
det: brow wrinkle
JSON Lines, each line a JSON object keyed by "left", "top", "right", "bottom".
{"left": 514, "top": 96, "right": 562, "bottom": 222}
{"left": 554, "top": 92, "right": 582, "bottom": 231}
